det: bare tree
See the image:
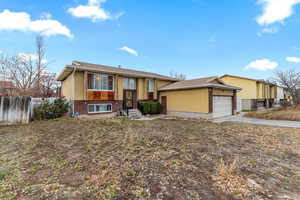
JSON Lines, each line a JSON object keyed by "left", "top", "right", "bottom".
{"left": 36, "top": 35, "right": 46, "bottom": 92}
{"left": 169, "top": 71, "right": 186, "bottom": 80}
{"left": 274, "top": 69, "right": 300, "bottom": 105}
{"left": 0, "top": 35, "right": 58, "bottom": 97}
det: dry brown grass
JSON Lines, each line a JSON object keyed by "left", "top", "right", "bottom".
{"left": 212, "top": 158, "right": 252, "bottom": 199}
{"left": 244, "top": 106, "right": 300, "bottom": 121}
{"left": 0, "top": 117, "right": 299, "bottom": 200}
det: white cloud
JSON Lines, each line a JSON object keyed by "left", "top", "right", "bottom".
{"left": 18, "top": 53, "right": 47, "bottom": 64}
{"left": 262, "top": 27, "right": 279, "bottom": 34}
{"left": 68, "top": 0, "right": 123, "bottom": 22}
{"left": 119, "top": 46, "right": 138, "bottom": 56}
{"left": 0, "top": 9, "right": 72, "bottom": 38}
{"left": 40, "top": 12, "right": 52, "bottom": 20}
{"left": 245, "top": 59, "right": 278, "bottom": 71}
{"left": 256, "top": 0, "right": 300, "bottom": 25}
{"left": 257, "top": 26, "right": 279, "bottom": 36}
{"left": 286, "top": 56, "right": 300, "bottom": 63}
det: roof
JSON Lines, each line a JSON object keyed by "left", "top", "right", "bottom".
{"left": 0, "top": 81, "right": 15, "bottom": 88}
{"left": 56, "top": 61, "right": 178, "bottom": 81}
{"left": 220, "top": 74, "right": 277, "bottom": 86}
{"left": 159, "top": 76, "right": 241, "bottom": 91}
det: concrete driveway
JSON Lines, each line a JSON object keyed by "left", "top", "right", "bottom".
{"left": 213, "top": 115, "right": 300, "bottom": 128}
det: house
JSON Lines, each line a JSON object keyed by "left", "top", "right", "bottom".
{"left": 0, "top": 80, "right": 18, "bottom": 96}
{"left": 158, "top": 76, "right": 241, "bottom": 119}
{"left": 56, "top": 61, "right": 177, "bottom": 115}
{"left": 275, "top": 86, "right": 285, "bottom": 104}
{"left": 220, "top": 75, "right": 277, "bottom": 110}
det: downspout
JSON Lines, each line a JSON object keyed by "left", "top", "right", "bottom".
{"left": 72, "top": 66, "right": 77, "bottom": 116}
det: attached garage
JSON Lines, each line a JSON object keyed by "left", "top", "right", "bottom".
{"left": 159, "top": 76, "right": 241, "bottom": 119}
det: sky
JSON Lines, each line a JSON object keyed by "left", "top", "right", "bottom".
{"left": 1, "top": 0, "right": 300, "bottom": 80}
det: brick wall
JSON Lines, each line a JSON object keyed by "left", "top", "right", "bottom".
{"left": 74, "top": 100, "right": 123, "bottom": 115}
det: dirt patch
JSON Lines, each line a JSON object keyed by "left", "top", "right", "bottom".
{"left": 0, "top": 117, "right": 300, "bottom": 199}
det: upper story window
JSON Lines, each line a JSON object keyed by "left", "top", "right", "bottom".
{"left": 124, "top": 78, "right": 136, "bottom": 90}
{"left": 88, "top": 73, "right": 114, "bottom": 91}
{"left": 147, "top": 80, "right": 155, "bottom": 92}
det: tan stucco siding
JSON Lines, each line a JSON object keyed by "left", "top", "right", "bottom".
{"left": 117, "top": 76, "right": 123, "bottom": 100}
{"left": 74, "top": 71, "right": 84, "bottom": 100}
{"left": 256, "top": 83, "right": 262, "bottom": 99}
{"left": 271, "top": 86, "right": 276, "bottom": 99}
{"left": 155, "top": 80, "right": 175, "bottom": 99}
{"left": 160, "top": 88, "right": 209, "bottom": 113}
{"left": 221, "top": 76, "right": 257, "bottom": 99}
{"left": 213, "top": 89, "right": 233, "bottom": 96}
{"left": 61, "top": 73, "right": 74, "bottom": 99}
{"left": 137, "top": 78, "right": 146, "bottom": 100}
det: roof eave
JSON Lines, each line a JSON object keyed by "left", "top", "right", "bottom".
{"left": 59, "top": 65, "right": 177, "bottom": 81}
{"left": 159, "top": 83, "right": 242, "bottom": 91}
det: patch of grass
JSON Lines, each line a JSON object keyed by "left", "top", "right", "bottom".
{"left": 0, "top": 170, "right": 9, "bottom": 181}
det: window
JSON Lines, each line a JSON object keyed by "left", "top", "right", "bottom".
{"left": 147, "top": 80, "right": 155, "bottom": 92}
{"left": 88, "top": 73, "right": 114, "bottom": 91}
{"left": 88, "top": 104, "right": 112, "bottom": 113}
{"left": 124, "top": 78, "right": 136, "bottom": 90}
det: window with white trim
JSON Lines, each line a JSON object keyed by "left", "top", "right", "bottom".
{"left": 147, "top": 80, "right": 155, "bottom": 92}
{"left": 123, "top": 78, "right": 136, "bottom": 90}
{"left": 88, "top": 73, "right": 114, "bottom": 91}
{"left": 88, "top": 104, "right": 112, "bottom": 113}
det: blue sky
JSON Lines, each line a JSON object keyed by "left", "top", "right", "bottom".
{"left": 1, "top": 0, "right": 300, "bottom": 79}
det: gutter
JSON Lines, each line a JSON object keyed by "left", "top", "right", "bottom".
{"left": 158, "top": 83, "right": 242, "bottom": 91}
{"left": 72, "top": 65, "right": 77, "bottom": 116}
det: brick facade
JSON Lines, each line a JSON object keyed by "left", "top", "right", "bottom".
{"left": 74, "top": 100, "right": 123, "bottom": 115}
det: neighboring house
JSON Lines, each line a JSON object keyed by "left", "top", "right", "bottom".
{"left": 0, "top": 80, "right": 18, "bottom": 96}
{"left": 56, "top": 61, "right": 177, "bottom": 115}
{"left": 220, "top": 75, "right": 277, "bottom": 110}
{"left": 158, "top": 76, "right": 241, "bottom": 119}
{"left": 275, "top": 86, "right": 285, "bottom": 104}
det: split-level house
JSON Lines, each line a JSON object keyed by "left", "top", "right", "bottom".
{"left": 56, "top": 62, "right": 241, "bottom": 119}
{"left": 220, "top": 75, "right": 277, "bottom": 110}
{"left": 56, "top": 61, "right": 177, "bottom": 115}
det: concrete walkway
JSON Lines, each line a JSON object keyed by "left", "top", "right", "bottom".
{"left": 213, "top": 115, "right": 300, "bottom": 128}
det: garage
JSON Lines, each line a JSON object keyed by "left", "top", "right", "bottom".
{"left": 158, "top": 76, "right": 241, "bottom": 119}
{"left": 213, "top": 96, "right": 232, "bottom": 118}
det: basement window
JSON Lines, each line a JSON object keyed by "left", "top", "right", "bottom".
{"left": 88, "top": 104, "right": 112, "bottom": 113}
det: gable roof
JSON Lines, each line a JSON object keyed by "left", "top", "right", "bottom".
{"left": 159, "top": 76, "right": 241, "bottom": 91}
{"left": 56, "top": 61, "right": 178, "bottom": 81}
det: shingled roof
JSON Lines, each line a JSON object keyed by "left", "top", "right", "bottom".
{"left": 56, "top": 61, "right": 178, "bottom": 81}
{"left": 159, "top": 76, "right": 241, "bottom": 91}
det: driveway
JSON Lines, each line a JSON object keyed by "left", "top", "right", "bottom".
{"left": 213, "top": 115, "right": 300, "bottom": 128}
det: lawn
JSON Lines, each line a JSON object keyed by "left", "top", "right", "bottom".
{"left": 0, "top": 117, "right": 300, "bottom": 200}
{"left": 244, "top": 106, "right": 300, "bottom": 121}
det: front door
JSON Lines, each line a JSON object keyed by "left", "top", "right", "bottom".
{"left": 124, "top": 90, "right": 136, "bottom": 109}
{"left": 161, "top": 96, "right": 167, "bottom": 114}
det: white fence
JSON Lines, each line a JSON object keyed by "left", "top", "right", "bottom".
{"left": 0, "top": 97, "right": 65, "bottom": 125}
{"left": 0, "top": 96, "right": 31, "bottom": 125}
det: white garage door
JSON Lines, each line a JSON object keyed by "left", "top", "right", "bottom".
{"left": 213, "top": 96, "right": 232, "bottom": 118}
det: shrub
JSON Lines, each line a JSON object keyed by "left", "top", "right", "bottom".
{"left": 139, "top": 101, "right": 161, "bottom": 115}
{"left": 33, "top": 98, "right": 69, "bottom": 120}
